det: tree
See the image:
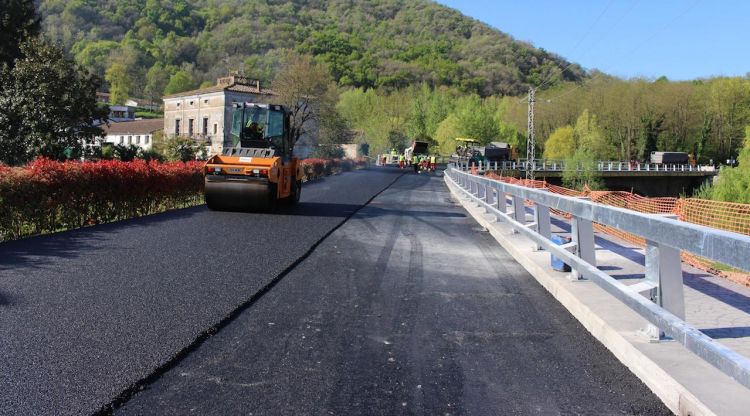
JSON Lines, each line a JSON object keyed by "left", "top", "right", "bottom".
{"left": 0, "top": 36, "right": 107, "bottom": 165}
{"left": 0, "top": 0, "right": 40, "bottom": 67}
{"left": 574, "top": 109, "right": 611, "bottom": 160}
{"left": 543, "top": 125, "right": 575, "bottom": 160}
{"left": 454, "top": 95, "right": 499, "bottom": 144}
{"left": 272, "top": 53, "right": 337, "bottom": 145}
{"left": 144, "top": 63, "right": 171, "bottom": 102}
{"left": 707, "top": 127, "right": 750, "bottom": 203}
{"left": 105, "top": 62, "right": 132, "bottom": 104}
{"left": 164, "top": 70, "right": 195, "bottom": 95}
{"left": 435, "top": 114, "right": 461, "bottom": 156}
{"left": 562, "top": 149, "right": 602, "bottom": 190}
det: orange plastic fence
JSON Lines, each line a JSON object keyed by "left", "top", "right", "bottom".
{"left": 481, "top": 171, "right": 750, "bottom": 286}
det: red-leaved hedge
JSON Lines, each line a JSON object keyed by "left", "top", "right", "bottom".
{"left": 0, "top": 158, "right": 204, "bottom": 241}
{"left": 0, "top": 157, "right": 368, "bottom": 242}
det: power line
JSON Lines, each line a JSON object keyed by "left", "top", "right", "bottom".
{"left": 534, "top": 0, "right": 616, "bottom": 91}
{"left": 541, "top": 0, "right": 701, "bottom": 104}
{"left": 532, "top": 0, "right": 641, "bottom": 95}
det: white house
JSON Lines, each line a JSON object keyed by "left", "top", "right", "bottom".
{"left": 100, "top": 119, "right": 163, "bottom": 150}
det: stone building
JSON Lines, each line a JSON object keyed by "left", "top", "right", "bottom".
{"left": 162, "top": 76, "right": 313, "bottom": 157}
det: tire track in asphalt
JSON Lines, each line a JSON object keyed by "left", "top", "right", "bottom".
{"left": 95, "top": 171, "right": 406, "bottom": 415}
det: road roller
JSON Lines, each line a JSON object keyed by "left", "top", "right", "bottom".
{"left": 203, "top": 103, "right": 304, "bottom": 211}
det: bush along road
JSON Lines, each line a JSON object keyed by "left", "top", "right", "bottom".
{"left": 0, "top": 157, "right": 368, "bottom": 242}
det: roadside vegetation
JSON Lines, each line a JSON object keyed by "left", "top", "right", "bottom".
{"left": 4, "top": 0, "right": 750, "bottom": 204}
{"left": 0, "top": 156, "right": 367, "bottom": 242}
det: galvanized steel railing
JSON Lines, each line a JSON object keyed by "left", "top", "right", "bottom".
{"left": 444, "top": 165, "right": 750, "bottom": 390}
{"left": 458, "top": 160, "right": 716, "bottom": 173}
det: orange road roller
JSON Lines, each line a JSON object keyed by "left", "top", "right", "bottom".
{"left": 204, "top": 103, "right": 303, "bottom": 211}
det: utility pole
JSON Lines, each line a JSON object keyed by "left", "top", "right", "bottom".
{"left": 526, "top": 87, "right": 536, "bottom": 180}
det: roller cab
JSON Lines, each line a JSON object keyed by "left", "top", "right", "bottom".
{"left": 204, "top": 103, "right": 303, "bottom": 211}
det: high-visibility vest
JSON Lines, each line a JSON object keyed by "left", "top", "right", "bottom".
{"left": 430, "top": 156, "right": 436, "bottom": 163}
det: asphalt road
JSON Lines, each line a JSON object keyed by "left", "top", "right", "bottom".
{"left": 114, "top": 171, "right": 670, "bottom": 415}
{"left": 0, "top": 168, "right": 403, "bottom": 415}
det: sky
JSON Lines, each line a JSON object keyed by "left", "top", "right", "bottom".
{"left": 436, "top": 0, "right": 750, "bottom": 80}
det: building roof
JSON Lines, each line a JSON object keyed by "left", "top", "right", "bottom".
{"left": 102, "top": 119, "right": 164, "bottom": 136}
{"left": 162, "top": 76, "right": 276, "bottom": 99}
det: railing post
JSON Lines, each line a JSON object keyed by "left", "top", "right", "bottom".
{"left": 496, "top": 184, "right": 507, "bottom": 213}
{"left": 533, "top": 192, "right": 552, "bottom": 251}
{"left": 643, "top": 214, "right": 685, "bottom": 340}
{"left": 570, "top": 197, "right": 596, "bottom": 281}
{"left": 512, "top": 194, "right": 525, "bottom": 234}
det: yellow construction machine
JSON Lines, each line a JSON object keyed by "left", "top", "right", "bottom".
{"left": 203, "top": 103, "right": 303, "bottom": 211}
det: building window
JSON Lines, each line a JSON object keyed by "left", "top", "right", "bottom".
{"left": 188, "top": 119, "right": 194, "bottom": 136}
{"left": 213, "top": 123, "right": 218, "bottom": 135}
{"left": 127, "top": 136, "right": 132, "bottom": 145}
{"left": 119, "top": 136, "right": 124, "bottom": 144}
{"left": 175, "top": 119, "right": 181, "bottom": 135}
{"left": 136, "top": 136, "right": 141, "bottom": 144}
{"left": 203, "top": 99, "right": 208, "bottom": 104}
{"left": 176, "top": 103, "right": 181, "bottom": 107}
{"left": 145, "top": 135, "right": 150, "bottom": 144}
{"left": 189, "top": 100, "right": 194, "bottom": 106}
{"left": 203, "top": 118, "right": 209, "bottom": 135}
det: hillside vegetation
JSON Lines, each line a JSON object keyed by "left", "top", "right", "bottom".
{"left": 40, "top": 0, "right": 585, "bottom": 101}
{"left": 36, "top": 0, "right": 750, "bottom": 204}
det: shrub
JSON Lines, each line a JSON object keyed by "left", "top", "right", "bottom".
{"left": 0, "top": 158, "right": 203, "bottom": 241}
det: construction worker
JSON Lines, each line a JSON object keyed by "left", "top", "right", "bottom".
{"left": 244, "top": 121, "right": 264, "bottom": 140}
{"left": 413, "top": 155, "right": 420, "bottom": 173}
{"left": 430, "top": 155, "right": 436, "bottom": 171}
{"left": 398, "top": 154, "right": 405, "bottom": 169}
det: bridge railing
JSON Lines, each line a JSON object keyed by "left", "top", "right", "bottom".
{"left": 444, "top": 165, "right": 750, "bottom": 390}
{"left": 457, "top": 160, "right": 715, "bottom": 173}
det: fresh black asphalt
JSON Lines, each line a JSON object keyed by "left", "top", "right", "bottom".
{"left": 0, "top": 168, "right": 403, "bottom": 415}
{"left": 114, "top": 171, "right": 670, "bottom": 415}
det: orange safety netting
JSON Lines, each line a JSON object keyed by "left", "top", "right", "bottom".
{"left": 479, "top": 171, "right": 750, "bottom": 287}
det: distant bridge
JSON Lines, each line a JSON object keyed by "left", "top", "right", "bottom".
{"left": 459, "top": 160, "right": 718, "bottom": 196}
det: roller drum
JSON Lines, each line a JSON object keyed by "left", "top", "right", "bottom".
{"left": 204, "top": 177, "right": 276, "bottom": 211}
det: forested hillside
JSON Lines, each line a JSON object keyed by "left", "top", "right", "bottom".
{"left": 39, "top": 0, "right": 585, "bottom": 101}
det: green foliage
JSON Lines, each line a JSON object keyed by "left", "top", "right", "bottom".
{"left": 138, "top": 148, "right": 165, "bottom": 162}
{"left": 0, "top": 36, "right": 107, "bottom": 165}
{"left": 708, "top": 128, "right": 750, "bottom": 203}
{"left": 164, "top": 70, "right": 196, "bottom": 95}
{"left": 562, "top": 149, "right": 603, "bottom": 191}
{"left": 544, "top": 125, "right": 575, "bottom": 160}
{"left": 165, "top": 136, "right": 199, "bottom": 162}
{"left": 113, "top": 144, "right": 140, "bottom": 161}
{"left": 38, "top": 0, "right": 585, "bottom": 98}
{"left": 497, "top": 75, "right": 750, "bottom": 170}
{"left": 435, "top": 114, "right": 461, "bottom": 156}
{"left": 574, "top": 109, "right": 611, "bottom": 160}
{"left": 0, "top": 0, "right": 40, "bottom": 67}
{"left": 144, "top": 63, "right": 172, "bottom": 102}
{"left": 454, "top": 95, "right": 500, "bottom": 144}
{"left": 105, "top": 62, "right": 132, "bottom": 104}
{"left": 134, "top": 110, "right": 162, "bottom": 119}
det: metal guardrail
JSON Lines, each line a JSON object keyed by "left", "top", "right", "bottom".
{"left": 444, "top": 165, "right": 750, "bottom": 390}
{"left": 459, "top": 160, "right": 716, "bottom": 173}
